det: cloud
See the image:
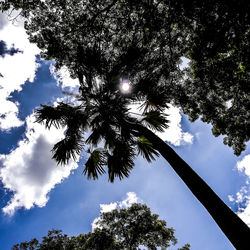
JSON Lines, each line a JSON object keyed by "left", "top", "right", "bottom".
{"left": 119, "top": 192, "right": 141, "bottom": 208}
{"left": 155, "top": 105, "right": 193, "bottom": 146}
{"left": 99, "top": 202, "right": 117, "bottom": 214}
{"left": 0, "top": 114, "right": 78, "bottom": 216}
{"left": 49, "top": 64, "right": 79, "bottom": 89}
{"left": 92, "top": 192, "right": 141, "bottom": 231}
{"left": 238, "top": 199, "right": 250, "bottom": 227}
{"left": 237, "top": 155, "right": 250, "bottom": 177}
{"left": 0, "top": 12, "right": 8, "bottom": 30}
{"left": 229, "top": 154, "right": 250, "bottom": 226}
{"left": 0, "top": 99, "right": 23, "bottom": 129}
{"left": 129, "top": 103, "right": 193, "bottom": 146}
{"left": 0, "top": 15, "right": 40, "bottom": 130}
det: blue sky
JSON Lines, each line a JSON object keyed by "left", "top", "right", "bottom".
{"left": 0, "top": 12, "right": 250, "bottom": 250}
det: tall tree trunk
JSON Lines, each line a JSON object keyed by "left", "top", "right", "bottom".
{"left": 134, "top": 123, "right": 250, "bottom": 250}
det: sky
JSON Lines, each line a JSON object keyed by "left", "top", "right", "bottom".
{"left": 0, "top": 11, "right": 250, "bottom": 250}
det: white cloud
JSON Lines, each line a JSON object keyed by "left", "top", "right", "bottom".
{"left": 229, "top": 154, "right": 250, "bottom": 226}
{"left": 49, "top": 64, "right": 79, "bottom": 89}
{"left": 99, "top": 202, "right": 117, "bottom": 214}
{"left": 0, "top": 114, "right": 78, "bottom": 216}
{"left": 92, "top": 192, "right": 141, "bottom": 231}
{"left": 128, "top": 103, "right": 193, "bottom": 146}
{"left": 237, "top": 155, "right": 250, "bottom": 177}
{"left": 0, "top": 15, "right": 40, "bottom": 130}
{"left": 119, "top": 191, "right": 140, "bottom": 208}
{"left": 228, "top": 195, "right": 234, "bottom": 202}
{"left": 0, "top": 99, "right": 23, "bottom": 129}
{"left": 0, "top": 11, "right": 8, "bottom": 30}
{"left": 155, "top": 105, "right": 193, "bottom": 146}
{"left": 238, "top": 200, "right": 250, "bottom": 227}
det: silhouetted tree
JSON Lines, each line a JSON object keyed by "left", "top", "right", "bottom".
{"left": 1, "top": 0, "right": 249, "bottom": 154}
{"left": 12, "top": 204, "right": 190, "bottom": 250}
{"left": 2, "top": 1, "right": 250, "bottom": 249}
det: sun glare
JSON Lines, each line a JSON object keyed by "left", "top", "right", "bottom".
{"left": 120, "top": 79, "right": 131, "bottom": 93}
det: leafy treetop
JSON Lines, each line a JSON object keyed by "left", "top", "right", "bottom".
{"left": 12, "top": 203, "right": 190, "bottom": 250}
{"left": 1, "top": 0, "right": 250, "bottom": 154}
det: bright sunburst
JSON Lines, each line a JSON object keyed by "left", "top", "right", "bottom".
{"left": 120, "top": 79, "right": 131, "bottom": 93}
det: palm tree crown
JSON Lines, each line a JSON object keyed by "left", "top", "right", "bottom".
{"left": 36, "top": 77, "right": 168, "bottom": 182}
{"left": 26, "top": 1, "right": 250, "bottom": 248}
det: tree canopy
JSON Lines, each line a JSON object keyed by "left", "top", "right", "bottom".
{"left": 173, "top": 1, "right": 250, "bottom": 155}
{"left": 12, "top": 204, "right": 190, "bottom": 250}
{"left": 1, "top": 1, "right": 250, "bottom": 248}
{"left": 1, "top": 0, "right": 249, "bottom": 155}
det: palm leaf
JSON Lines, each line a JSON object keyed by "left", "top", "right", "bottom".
{"left": 37, "top": 103, "right": 88, "bottom": 165}
{"left": 136, "top": 136, "right": 159, "bottom": 162}
{"left": 141, "top": 86, "right": 169, "bottom": 113}
{"left": 36, "top": 103, "right": 87, "bottom": 129}
{"left": 83, "top": 149, "right": 107, "bottom": 180}
{"left": 142, "top": 110, "right": 169, "bottom": 132}
{"left": 107, "top": 142, "right": 135, "bottom": 182}
{"left": 52, "top": 134, "right": 83, "bottom": 165}
{"left": 35, "top": 104, "right": 67, "bottom": 129}
{"left": 85, "top": 128, "right": 103, "bottom": 147}
{"left": 86, "top": 122, "right": 118, "bottom": 150}
{"left": 67, "top": 106, "right": 89, "bottom": 132}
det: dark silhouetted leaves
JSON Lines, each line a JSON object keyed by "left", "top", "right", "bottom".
{"left": 137, "top": 136, "right": 159, "bottom": 162}
{"left": 83, "top": 148, "right": 107, "bottom": 180}
{"left": 12, "top": 204, "right": 189, "bottom": 250}
{"left": 142, "top": 110, "right": 169, "bottom": 132}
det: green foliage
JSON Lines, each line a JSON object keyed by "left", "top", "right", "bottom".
{"left": 106, "top": 141, "right": 135, "bottom": 182}
{"left": 12, "top": 204, "right": 190, "bottom": 250}
{"left": 36, "top": 103, "right": 87, "bottom": 164}
{"left": 51, "top": 134, "right": 82, "bottom": 164}
{"left": 3, "top": 2, "right": 250, "bottom": 245}
{"left": 2, "top": 0, "right": 248, "bottom": 154}
{"left": 12, "top": 229, "right": 68, "bottom": 250}
{"left": 137, "top": 136, "right": 160, "bottom": 162}
{"left": 0, "top": 0, "right": 41, "bottom": 18}
{"left": 84, "top": 148, "right": 107, "bottom": 180}
{"left": 96, "top": 203, "right": 179, "bottom": 249}
{"left": 142, "top": 110, "right": 169, "bottom": 132}
{"left": 171, "top": 0, "right": 250, "bottom": 155}
{"left": 3, "top": 0, "right": 246, "bottom": 178}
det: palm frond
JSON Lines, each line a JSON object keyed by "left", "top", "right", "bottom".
{"left": 102, "top": 124, "right": 119, "bottom": 150}
{"left": 67, "top": 107, "right": 89, "bottom": 131}
{"left": 35, "top": 104, "right": 67, "bottom": 129}
{"left": 107, "top": 142, "right": 135, "bottom": 182}
{"left": 85, "top": 128, "right": 103, "bottom": 147}
{"left": 142, "top": 110, "right": 169, "bottom": 132}
{"left": 142, "top": 86, "right": 169, "bottom": 113}
{"left": 35, "top": 103, "right": 87, "bottom": 130}
{"left": 45, "top": 104, "right": 87, "bottom": 165}
{"left": 83, "top": 148, "right": 107, "bottom": 180}
{"left": 52, "top": 134, "right": 83, "bottom": 165}
{"left": 136, "top": 136, "right": 159, "bottom": 162}
{"left": 86, "top": 121, "right": 119, "bottom": 150}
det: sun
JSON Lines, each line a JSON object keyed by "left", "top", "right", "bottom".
{"left": 120, "top": 79, "right": 131, "bottom": 93}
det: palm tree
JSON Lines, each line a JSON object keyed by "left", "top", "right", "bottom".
{"left": 15, "top": 1, "right": 249, "bottom": 248}
{"left": 36, "top": 72, "right": 250, "bottom": 249}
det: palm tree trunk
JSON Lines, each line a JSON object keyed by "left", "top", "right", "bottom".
{"left": 134, "top": 123, "right": 250, "bottom": 250}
